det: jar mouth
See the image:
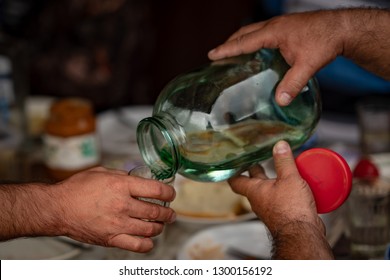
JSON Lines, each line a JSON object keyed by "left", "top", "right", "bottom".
{"left": 136, "top": 117, "right": 179, "bottom": 180}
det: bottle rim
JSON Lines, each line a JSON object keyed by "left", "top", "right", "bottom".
{"left": 136, "top": 116, "right": 179, "bottom": 179}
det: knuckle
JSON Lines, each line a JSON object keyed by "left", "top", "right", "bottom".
{"left": 147, "top": 204, "right": 160, "bottom": 220}
{"left": 144, "top": 224, "right": 155, "bottom": 237}
{"left": 143, "top": 223, "right": 162, "bottom": 237}
{"left": 167, "top": 185, "right": 176, "bottom": 201}
{"left": 166, "top": 209, "right": 176, "bottom": 223}
{"left": 130, "top": 238, "right": 144, "bottom": 251}
{"left": 115, "top": 198, "right": 128, "bottom": 212}
{"left": 274, "top": 157, "right": 294, "bottom": 171}
{"left": 287, "top": 79, "right": 305, "bottom": 94}
{"left": 285, "top": 174, "right": 307, "bottom": 187}
{"left": 234, "top": 36, "right": 245, "bottom": 55}
{"left": 152, "top": 183, "right": 164, "bottom": 197}
{"left": 236, "top": 26, "right": 247, "bottom": 36}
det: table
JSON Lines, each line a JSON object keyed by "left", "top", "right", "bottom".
{"left": 0, "top": 140, "right": 349, "bottom": 260}
{"left": 0, "top": 113, "right": 378, "bottom": 260}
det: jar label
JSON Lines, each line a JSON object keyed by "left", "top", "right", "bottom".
{"left": 43, "top": 133, "right": 100, "bottom": 170}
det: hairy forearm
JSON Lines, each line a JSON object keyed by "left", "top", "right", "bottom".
{"left": 341, "top": 8, "right": 390, "bottom": 80}
{"left": 270, "top": 221, "right": 334, "bottom": 260}
{"left": 0, "top": 183, "right": 64, "bottom": 241}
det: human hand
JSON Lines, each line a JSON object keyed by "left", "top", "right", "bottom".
{"left": 54, "top": 167, "right": 176, "bottom": 253}
{"left": 228, "top": 141, "right": 325, "bottom": 236}
{"left": 208, "top": 10, "right": 345, "bottom": 106}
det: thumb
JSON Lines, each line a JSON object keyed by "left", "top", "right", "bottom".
{"left": 272, "top": 140, "right": 300, "bottom": 179}
{"left": 275, "top": 61, "right": 316, "bottom": 106}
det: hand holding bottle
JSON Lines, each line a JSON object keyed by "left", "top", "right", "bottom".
{"left": 228, "top": 140, "right": 334, "bottom": 259}
{"left": 136, "top": 48, "right": 350, "bottom": 213}
{"left": 228, "top": 141, "right": 323, "bottom": 233}
{"left": 208, "top": 10, "right": 343, "bottom": 106}
{"left": 208, "top": 8, "right": 390, "bottom": 106}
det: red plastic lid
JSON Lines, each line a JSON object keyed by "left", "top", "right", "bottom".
{"left": 295, "top": 148, "right": 352, "bottom": 214}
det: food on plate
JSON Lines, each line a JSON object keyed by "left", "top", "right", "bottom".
{"left": 187, "top": 240, "right": 225, "bottom": 260}
{"left": 171, "top": 177, "right": 249, "bottom": 218}
{"left": 240, "top": 195, "right": 252, "bottom": 212}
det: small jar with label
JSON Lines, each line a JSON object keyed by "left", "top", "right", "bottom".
{"left": 43, "top": 98, "right": 101, "bottom": 181}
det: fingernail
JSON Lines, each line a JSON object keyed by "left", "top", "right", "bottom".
{"left": 169, "top": 212, "right": 177, "bottom": 223}
{"left": 274, "top": 141, "right": 290, "bottom": 154}
{"left": 208, "top": 49, "right": 216, "bottom": 57}
{"left": 279, "top": 92, "right": 293, "bottom": 106}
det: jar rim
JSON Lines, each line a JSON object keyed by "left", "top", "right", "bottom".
{"left": 136, "top": 116, "right": 179, "bottom": 180}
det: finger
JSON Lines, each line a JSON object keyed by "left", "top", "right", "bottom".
{"left": 272, "top": 140, "right": 300, "bottom": 179}
{"left": 109, "top": 234, "right": 154, "bottom": 253}
{"left": 128, "top": 177, "right": 176, "bottom": 202}
{"left": 228, "top": 173, "right": 264, "bottom": 198}
{"left": 275, "top": 60, "right": 318, "bottom": 106}
{"left": 84, "top": 166, "right": 128, "bottom": 175}
{"left": 228, "top": 174, "right": 250, "bottom": 194}
{"left": 123, "top": 217, "right": 165, "bottom": 237}
{"left": 248, "top": 164, "right": 268, "bottom": 179}
{"left": 208, "top": 28, "right": 276, "bottom": 60}
{"left": 225, "top": 21, "right": 266, "bottom": 42}
{"left": 128, "top": 198, "right": 176, "bottom": 223}
{"left": 106, "top": 169, "right": 128, "bottom": 175}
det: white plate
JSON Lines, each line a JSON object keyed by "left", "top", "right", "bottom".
{"left": 177, "top": 220, "right": 271, "bottom": 260}
{"left": 0, "top": 237, "right": 82, "bottom": 260}
{"left": 97, "top": 106, "right": 153, "bottom": 155}
{"left": 176, "top": 211, "right": 257, "bottom": 225}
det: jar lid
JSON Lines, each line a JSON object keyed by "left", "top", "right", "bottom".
{"left": 296, "top": 148, "right": 352, "bottom": 214}
{"left": 49, "top": 98, "right": 93, "bottom": 120}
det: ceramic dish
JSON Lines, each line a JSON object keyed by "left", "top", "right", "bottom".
{"left": 97, "top": 106, "right": 153, "bottom": 155}
{"left": 175, "top": 211, "right": 257, "bottom": 226}
{"left": 176, "top": 220, "right": 271, "bottom": 260}
{"left": 0, "top": 237, "right": 82, "bottom": 260}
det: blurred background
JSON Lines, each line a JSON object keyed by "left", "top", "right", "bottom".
{"left": 0, "top": 0, "right": 257, "bottom": 112}
{"left": 1, "top": 0, "right": 389, "bottom": 113}
{"left": 0, "top": 0, "right": 259, "bottom": 182}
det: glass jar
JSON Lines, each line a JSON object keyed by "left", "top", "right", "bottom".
{"left": 43, "top": 98, "right": 100, "bottom": 181}
{"left": 137, "top": 48, "right": 321, "bottom": 182}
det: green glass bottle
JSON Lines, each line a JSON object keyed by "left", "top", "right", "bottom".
{"left": 137, "top": 48, "right": 321, "bottom": 182}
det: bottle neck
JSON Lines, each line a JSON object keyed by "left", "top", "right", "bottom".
{"left": 136, "top": 114, "right": 181, "bottom": 180}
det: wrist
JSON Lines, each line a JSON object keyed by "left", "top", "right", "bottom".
{"left": 10, "top": 183, "right": 66, "bottom": 238}
{"left": 338, "top": 8, "right": 364, "bottom": 58}
{"left": 269, "top": 220, "right": 333, "bottom": 260}
{"left": 340, "top": 8, "right": 388, "bottom": 60}
{"left": 264, "top": 212, "right": 326, "bottom": 237}
{"left": 39, "top": 183, "right": 69, "bottom": 237}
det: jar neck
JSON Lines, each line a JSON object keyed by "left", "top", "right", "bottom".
{"left": 136, "top": 114, "right": 181, "bottom": 180}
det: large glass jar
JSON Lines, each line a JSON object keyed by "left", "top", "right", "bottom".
{"left": 43, "top": 98, "right": 101, "bottom": 181}
{"left": 137, "top": 48, "right": 321, "bottom": 182}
